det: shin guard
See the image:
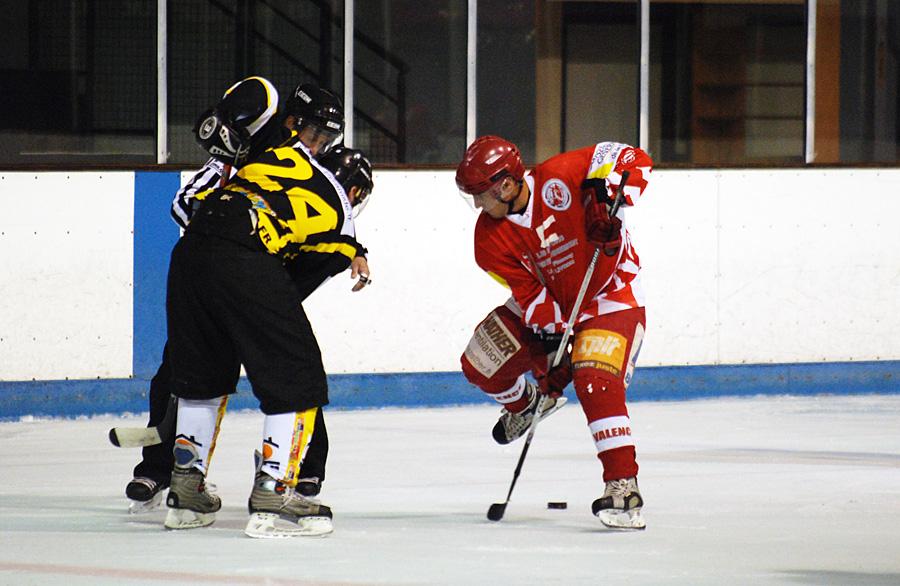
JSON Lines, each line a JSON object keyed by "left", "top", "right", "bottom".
{"left": 173, "top": 396, "right": 228, "bottom": 474}
{"left": 260, "top": 408, "right": 318, "bottom": 487}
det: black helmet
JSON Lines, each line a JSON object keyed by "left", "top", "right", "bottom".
{"left": 285, "top": 83, "right": 345, "bottom": 154}
{"left": 194, "top": 76, "right": 279, "bottom": 166}
{"left": 318, "top": 146, "right": 374, "bottom": 211}
{"left": 219, "top": 76, "right": 279, "bottom": 137}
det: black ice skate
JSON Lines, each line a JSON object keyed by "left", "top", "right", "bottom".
{"left": 296, "top": 476, "right": 322, "bottom": 497}
{"left": 591, "top": 477, "right": 646, "bottom": 530}
{"left": 492, "top": 382, "right": 567, "bottom": 444}
{"left": 126, "top": 476, "right": 169, "bottom": 514}
{"left": 245, "top": 472, "right": 334, "bottom": 538}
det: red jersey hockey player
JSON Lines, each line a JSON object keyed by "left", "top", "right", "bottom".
{"left": 455, "top": 135, "right": 652, "bottom": 529}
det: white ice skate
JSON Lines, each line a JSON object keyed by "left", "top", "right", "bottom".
{"left": 164, "top": 467, "right": 221, "bottom": 530}
{"left": 493, "top": 381, "right": 567, "bottom": 444}
{"left": 164, "top": 507, "right": 218, "bottom": 530}
{"left": 592, "top": 477, "right": 646, "bottom": 530}
{"left": 245, "top": 512, "right": 334, "bottom": 538}
{"left": 244, "top": 472, "right": 333, "bottom": 538}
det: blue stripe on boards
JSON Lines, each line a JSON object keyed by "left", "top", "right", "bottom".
{"left": 629, "top": 360, "right": 900, "bottom": 401}
{"left": 1, "top": 361, "right": 897, "bottom": 421}
{"left": 133, "top": 171, "right": 182, "bottom": 380}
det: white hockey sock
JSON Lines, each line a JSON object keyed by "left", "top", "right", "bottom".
{"left": 491, "top": 375, "right": 527, "bottom": 406}
{"left": 588, "top": 415, "right": 635, "bottom": 453}
{"left": 260, "top": 408, "right": 318, "bottom": 486}
{"left": 174, "top": 396, "right": 227, "bottom": 474}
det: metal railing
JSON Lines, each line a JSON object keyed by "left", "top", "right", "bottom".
{"left": 205, "top": 0, "right": 409, "bottom": 162}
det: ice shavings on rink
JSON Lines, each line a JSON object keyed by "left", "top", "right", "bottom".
{"left": 1, "top": 394, "right": 899, "bottom": 585}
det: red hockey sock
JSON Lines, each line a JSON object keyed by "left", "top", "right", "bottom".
{"left": 598, "top": 445, "right": 639, "bottom": 482}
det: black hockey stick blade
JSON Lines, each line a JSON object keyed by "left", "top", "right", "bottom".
{"left": 108, "top": 425, "right": 162, "bottom": 448}
{"left": 487, "top": 502, "right": 507, "bottom": 522}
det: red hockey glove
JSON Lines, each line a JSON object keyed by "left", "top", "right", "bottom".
{"left": 534, "top": 353, "right": 572, "bottom": 398}
{"left": 584, "top": 194, "right": 622, "bottom": 257}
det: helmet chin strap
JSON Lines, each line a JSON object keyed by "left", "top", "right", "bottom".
{"left": 502, "top": 193, "right": 516, "bottom": 215}
{"left": 496, "top": 179, "right": 521, "bottom": 215}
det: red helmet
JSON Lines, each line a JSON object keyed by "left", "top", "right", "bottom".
{"left": 455, "top": 135, "right": 525, "bottom": 195}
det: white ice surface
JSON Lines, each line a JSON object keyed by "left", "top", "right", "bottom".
{"left": 1, "top": 395, "right": 899, "bottom": 585}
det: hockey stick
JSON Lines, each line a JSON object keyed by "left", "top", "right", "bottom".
{"left": 108, "top": 394, "right": 177, "bottom": 448}
{"left": 486, "top": 171, "right": 630, "bottom": 522}
{"left": 485, "top": 258, "right": 594, "bottom": 522}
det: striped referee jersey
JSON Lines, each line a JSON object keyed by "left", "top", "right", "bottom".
{"left": 170, "top": 158, "right": 232, "bottom": 230}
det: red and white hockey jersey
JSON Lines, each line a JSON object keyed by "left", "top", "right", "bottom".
{"left": 473, "top": 142, "right": 652, "bottom": 334}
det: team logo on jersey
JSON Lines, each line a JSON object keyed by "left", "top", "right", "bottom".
{"left": 542, "top": 179, "right": 571, "bottom": 211}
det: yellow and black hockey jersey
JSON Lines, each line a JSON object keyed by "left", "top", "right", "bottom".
{"left": 188, "top": 141, "right": 364, "bottom": 290}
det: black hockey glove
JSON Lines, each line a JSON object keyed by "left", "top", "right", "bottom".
{"left": 536, "top": 331, "right": 564, "bottom": 355}
{"left": 581, "top": 177, "right": 615, "bottom": 206}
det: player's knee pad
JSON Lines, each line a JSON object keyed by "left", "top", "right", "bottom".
{"left": 571, "top": 325, "right": 632, "bottom": 424}
{"left": 572, "top": 367, "right": 627, "bottom": 421}
{"left": 570, "top": 321, "right": 644, "bottom": 420}
{"left": 460, "top": 304, "right": 544, "bottom": 395}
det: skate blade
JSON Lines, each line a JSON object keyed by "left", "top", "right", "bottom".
{"left": 164, "top": 507, "right": 216, "bottom": 529}
{"left": 498, "top": 396, "right": 570, "bottom": 444}
{"left": 128, "top": 491, "right": 164, "bottom": 514}
{"left": 542, "top": 396, "right": 567, "bottom": 417}
{"left": 244, "top": 512, "right": 334, "bottom": 538}
{"left": 595, "top": 508, "right": 646, "bottom": 530}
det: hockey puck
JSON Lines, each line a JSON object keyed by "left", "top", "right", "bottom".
{"left": 547, "top": 501, "right": 568, "bottom": 510}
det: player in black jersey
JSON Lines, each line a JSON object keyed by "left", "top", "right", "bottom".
{"left": 163, "top": 132, "right": 373, "bottom": 537}
{"left": 125, "top": 78, "right": 349, "bottom": 513}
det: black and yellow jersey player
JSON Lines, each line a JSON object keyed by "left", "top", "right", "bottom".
{"left": 188, "top": 139, "right": 373, "bottom": 295}
{"left": 164, "top": 142, "right": 373, "bottom": 536}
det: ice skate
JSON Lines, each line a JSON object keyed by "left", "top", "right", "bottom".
{"left": 126, "top": 477, "right": 168, "bottom": 514}
{"left": 591, "top": 477, "right": 646, "bottom": 530}
{"left": 296, "top": 476, "right": 322, "bottom": 498}
{"left": 254, "top": 450, "right": 322, "bottom": 498}
{"left": 164, "top": 459, "right": 221, "bottom": 530}
{"left": 492, "top": 382, "right": 567, "bottom": 444}
{"left": 244, "top": 472, "right": 333, "bottom": 538}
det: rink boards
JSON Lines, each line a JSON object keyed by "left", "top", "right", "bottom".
{"left": 1, "top": 168, "right": 898, "bottom": 418}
